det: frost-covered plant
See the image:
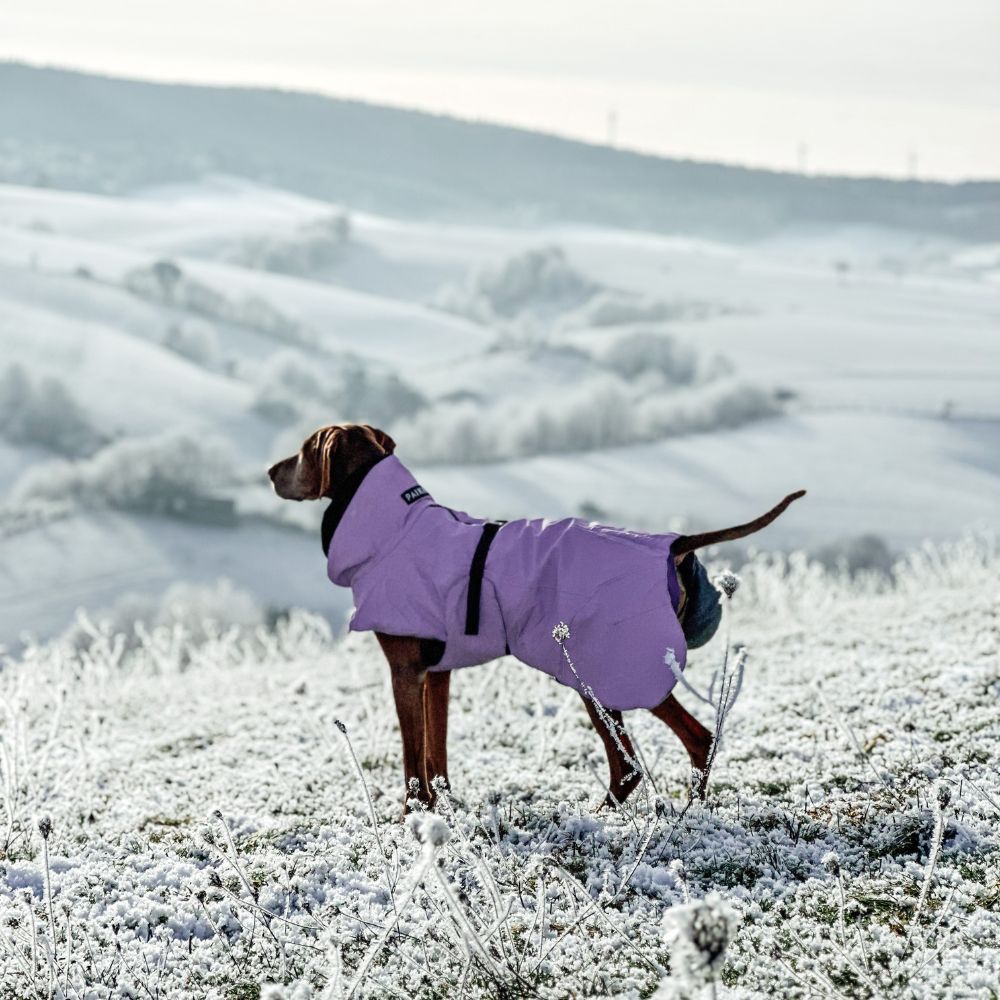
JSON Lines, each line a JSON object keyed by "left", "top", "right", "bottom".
{"left": 161, "top": 321, "right": 221, "bottom": 368}
{"left": 768, "top": 784, "right": 964, "bottom": 1000}
{"left": 251, "top": 349, "right": 426, "bottom": 428}
{"left": 59, "top": 578, "right": 266, "bottom": 655}
{"left": 658, "top": 892, "right": 739, "bottom": 998}
{"left": 432, "top": 245, "right": 599, "bottom": 323}
{"left": 10, "top": 427, "right": 234, "bottom": 514}
{"left": 666, "top": 570, "right": 745, "bottom": 795}
{"left": 0, "top": 363, "right": 105, "bottom": 457}
{"left": 558, "top": 290, "right": 733, "bottom": 330}
{"left": 229, "top": 212, "right": 352, "bottom": 276}
{"left": 125, "top": 259, "right": 317, "bottom": 347}
{"left": 602, "top": 330, "right": 700, "bottom": 385}
{"left": 395, "top": 376, "right": 780, "bottom": 464}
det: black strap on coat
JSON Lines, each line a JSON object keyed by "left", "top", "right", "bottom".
{"left": 464, "top": 521, "right": 505, "bottom": 635}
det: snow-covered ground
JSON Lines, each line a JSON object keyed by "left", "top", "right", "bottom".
{"left": 1, "top": 537, "right": 997, "bottom": 997}
{"left": 1, "top": 163, "right": 998, "bottom": 998}
{"left": 1, "top": 176, "right": 998, "bottom": 648}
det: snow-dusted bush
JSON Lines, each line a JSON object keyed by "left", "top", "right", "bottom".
{"left": 811, "top": 532, "right": 896, "bottom": 578}
{"left": 161, "top": 321, "right": 221, "bottom": 368}
{"left": 565, "top": 290, "right": 684, "bottom": 328}
{"left": 229, "top": 213, "right": 351, "bottom": 275}
{"left": 10, "top": 428, "right": 234, "bottom": 515}
{"left": 62, "top": 578, "right": 266, "bottom": 652}
{"left": 251, "top": 349, "right": 426, "bottom": 428}
{"left": 0, "top": 498, "right": 72, "bottom": 539}
{"left": 0, "top": 363, "right": 105, "bottom": 457}
{"left": 125, "top": 259, "right": 316, "bottom": 348}
{"left": 602, "top": 330, "right": 700, "bottom": 384}
{"left": 395, "top": 376, "right": 780, "bottom": 464}
{"left": 559, "top": 290, "right": 734, "bottom": 332}
{"left": 432, "top": 245, "right": 599, "bottom": 323}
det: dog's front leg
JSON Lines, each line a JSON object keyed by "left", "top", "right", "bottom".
{"left": 422, "top": 670, "right": 451, "bottom": 805}
{"left": 376, "top": 633, "right": 428, "bottom": 816}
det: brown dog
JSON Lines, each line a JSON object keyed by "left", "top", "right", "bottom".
{"left": 269, "top": 423, "right": 804, "bottom": 814}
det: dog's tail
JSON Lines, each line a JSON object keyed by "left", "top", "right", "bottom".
{"left": 671, "top": 490, "right": 806, "bottom": 557}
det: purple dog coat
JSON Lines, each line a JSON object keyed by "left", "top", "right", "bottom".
{"left": 323, "top": 455, "right": 688, "bottom": 711}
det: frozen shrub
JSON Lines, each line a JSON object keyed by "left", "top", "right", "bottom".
{"left": 252, "top": 350, "right": 426, "bottom": 427}
{"left": 567, "top": 290, "right": 681, "bottom": 328}
{"left": 124, "top": 261, "right": 315, "bottom": 348}
{"left": 162, "top": 322, "right": 220, "bottom": 368}
{"left": 61, "top": 578, "right": 265, "bottom": 652}
{"left": 560, "top": 290, "right": 729, "bottom": 330}
{"left": 230, "top": 212, "right": 352, "bottom": 275}
{"left": 812, "top": 533, "right": 896, "bottom": 579}
{"left": 633, "top": 378, "right": 780, "bottom": 438}
{"left": 10, "top": 428, "right": 234, "bottom": 515}
{"left": 433, "top": 245, "right": 598, "bottom": 323}
{"left": 236, "top": 295, "right": 308, "bottom": 344}
{"left": 0, "top": 498, "right": 72, "bottom": 539}
{"left": 603, "top": 331, "right": 699, "bottom": 384}
{"left": 396, "top": 376, "right": 781, "bottom": 464}
{"left": 0, "top": 363, "right": 105, "bottom": 457}
{"left": 152, "top": 259, "right": 183, "bottom": 298}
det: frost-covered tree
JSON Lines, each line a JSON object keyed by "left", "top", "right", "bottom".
{"left": 151, "top": 258, "right": 183, "bottom": 301}
{"left": 251, "top": 350, "right": 426, "bottom": 428}
{"left": 162, "top": 322, "right": 221, "bottom": 368}
{"left": 0, "top": 363, "right": 105, "bottom": 457}
{"left": 433, "top": 245, "right": 599, "bottom": 323}
{"left": 11, "top": 428, "right": 234, "bottom": 516}
{"left": 231, "top": 212, "right": 352, "bottom": 275}
{"left": 603, "top": 331, "right": 700, "bottom": 384}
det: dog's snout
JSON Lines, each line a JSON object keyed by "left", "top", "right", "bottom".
{"left": 267, "top": 462, "right": 281, "bottom": 482}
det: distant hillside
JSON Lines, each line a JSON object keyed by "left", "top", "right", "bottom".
{"left": 1, "top": 62, "right": 998, "bottom": 239}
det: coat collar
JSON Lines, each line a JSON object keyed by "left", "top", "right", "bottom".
{"left": 323, "top": 455, "right": 433, "bottom": 587}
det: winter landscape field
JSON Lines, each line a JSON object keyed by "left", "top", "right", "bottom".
{"left": 0, "top": 63, "right": 999, "bottom": 997}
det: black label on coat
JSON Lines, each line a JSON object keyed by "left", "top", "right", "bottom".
{"left": 401, "top": 485, "right": 428, "bottom": 505}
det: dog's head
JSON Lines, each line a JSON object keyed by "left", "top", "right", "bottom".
{"left": 267, "top": 424, "right": 396, "bottom": 501}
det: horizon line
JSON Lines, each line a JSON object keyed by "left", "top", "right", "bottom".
{"left": 4, "top": 56, "right": 999, "bottom": 187}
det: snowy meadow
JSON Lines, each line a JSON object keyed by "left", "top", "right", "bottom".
{"left": 1, "top": 535, "right": 998, "bottom": 998}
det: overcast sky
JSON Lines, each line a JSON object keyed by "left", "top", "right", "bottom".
{"left": 4, "top": 0, "right": 999, "bottom": 180}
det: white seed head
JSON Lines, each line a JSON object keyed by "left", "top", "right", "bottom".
{"left": 406, "top": 813, "right": 451, "bottom": 847}
{"left": 551, "top": 621, "right": 571, "bottom": 644}
{"left": 662, "top": 892, "right": 739, "bottom": 986}
{"left": 714, "top": 570, "right": 741, "bottom": 599}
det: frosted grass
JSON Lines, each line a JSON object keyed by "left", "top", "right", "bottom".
{"left": 0, "top": 535, "right": 997, "bottom": 998}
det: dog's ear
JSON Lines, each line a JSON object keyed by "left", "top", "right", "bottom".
{"left": 315, "top": 426, "right": 344, "bottom": 497}
{"left": 362, "top": 425, "right": 396, "bottom": 455}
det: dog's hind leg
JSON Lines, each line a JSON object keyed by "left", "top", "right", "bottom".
{"left": 376, "top": 632, "right": 429, "bottom": 816}
{"left": 648, "top": 694, "right": 712, "bottom": 799}
{"left": 422, "top": 670, "right": 451, "bottom": 805}
{"left": 581, "top": 697, "right": 643, "bottom": 808}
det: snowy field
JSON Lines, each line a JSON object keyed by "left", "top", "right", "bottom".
{"left": 0, "top": 536, "right": 997, "bottom": 997}
{"left": 1, "top": 95, "right": 998, "bottom": 997}
{"left": 1, "top": 176, "right": 999, "bottom": 647}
